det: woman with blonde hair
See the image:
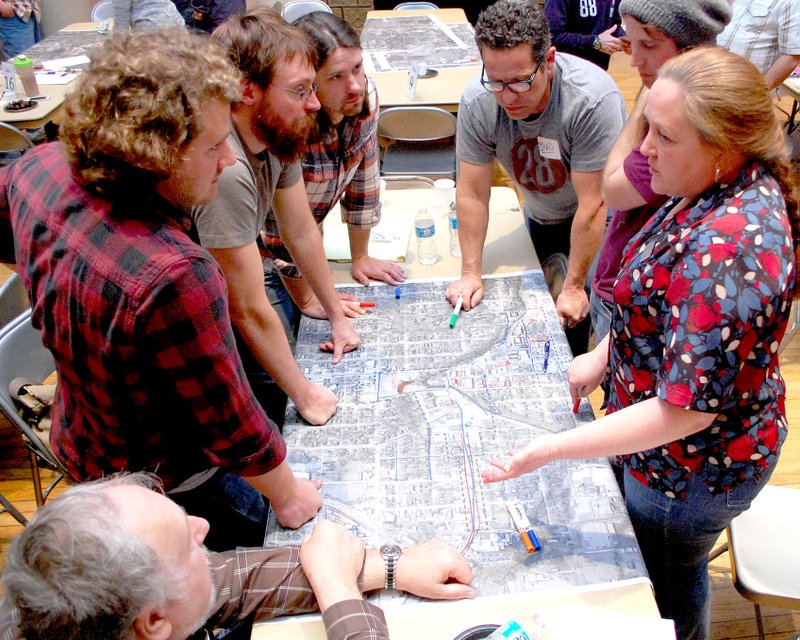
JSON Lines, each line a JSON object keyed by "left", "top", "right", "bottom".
{"left": 483, "top": 46, "right": 798, "bottom": 640}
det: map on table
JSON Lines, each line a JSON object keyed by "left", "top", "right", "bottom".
{"left": 361, "top": 15, "right": 481, "bottom": 73}
{"left": 24, "top": 29, "right": 109, "bottom": 70}
{"left": 265, "top": 271, "right": 647, "bottom": 597}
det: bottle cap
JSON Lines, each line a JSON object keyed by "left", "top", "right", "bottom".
{"left": 13, "top": 55, "right": 34, "bottom": 69}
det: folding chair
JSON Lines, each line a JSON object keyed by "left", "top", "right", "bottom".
{"left": 378, "top": 106, "right": 456, "bottom": 181}
{"left": 281, "top": 0, "right": 332, "bottom": 23}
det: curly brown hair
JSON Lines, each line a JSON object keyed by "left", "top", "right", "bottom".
{"left": 59, "top": 29, "right": 240, "bottom": 200}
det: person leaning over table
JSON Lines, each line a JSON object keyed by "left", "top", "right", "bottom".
{"left": 0, "top": 29, "right": 322, "bottom": 552}
{"left": 544, "top": 0, "right": 626, "bottom": 71}
{"left": 444, "top": 0, "right": 626, "bottom": 357}
{"left": 590, "top": 0, "right": 732, "bottom": 340}
{"left": 265, "top": 12, "right": 407, "bottom": 313}
{"left": 192, "top": 9, "right": 361, "bottom": 429}
{"left": 0, "top": 473, "right": 477, "bottom": 640}
{"left": 483, "top": 47, "right": 799, "bottom": 640}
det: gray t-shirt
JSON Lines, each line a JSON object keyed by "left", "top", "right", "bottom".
{"left": 191, "top": 124, "right": 302, "bottom": 249}
{"left": 457, "top": 53, "right": 626, "bottom": 224}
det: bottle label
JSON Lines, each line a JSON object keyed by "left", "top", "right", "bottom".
{"left": 494, "top": 620, "right": 531, "bottom": 640}
{"left": 449, "top": 214, "right": 458, "bottom": 232}
{"left": 415, "top": 221, "right": 435, "bottom": 239}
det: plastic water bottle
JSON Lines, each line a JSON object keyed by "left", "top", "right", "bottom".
{"left": 487, "top": 616, "right": 545, "bottom": 640}
{"left": 414, "top": 207, "right": 440, "bottom": 265}
{"left": 448, "top": 202, "right": 461, "bottom": 257}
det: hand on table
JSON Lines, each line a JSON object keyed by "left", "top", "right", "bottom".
{"left": 320, "top": 319, "right": 361, "bottom": 364}
{"left": 351, "top": 256, "right": 407, "bottom": 287}
{"left": 481, "top": 434, "right": 557, "bottom": 484}
{"left": 294, "top": 383, "right": 338, "bottom": 426}
{"left": 301, "top": 292, "right": 366, "bottom": 320}
{"left": 555, "top": 285, "right": 589, "bottom": 329}
{"left": 300, "top": 520, "right": 364, "bottom": 612}
{"left": 396, "top": 540, "right": 476, "bottom": 600}
{"left": 445, "top": 274, "right": 484, "bottom": 310}
{"left": 272, "top": 476, "right": 323, "bottom": 529}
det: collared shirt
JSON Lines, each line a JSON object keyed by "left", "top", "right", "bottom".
{"left": 4, "top": 0, "right": 41, "bottom": 23}
{"left": 0, "top": 546, "right": 389, "bottom": 640}
{"left": 717, "top": 0, "right": 800, "bottom": 76}
{"left": 608, "top": 163, "right": 793, "bottom": 498}
{"left": 261, "top": 78, "right": 382, "bottom": 278}
{"left": 0, "top": 143, "right": 285, "bottom": 490}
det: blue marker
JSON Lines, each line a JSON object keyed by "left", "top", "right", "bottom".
{"left": 395, "top": 286, "right": 401, "bottom": 299}
{"left": 543, "top": 340, "right": 550, "bottom": 371}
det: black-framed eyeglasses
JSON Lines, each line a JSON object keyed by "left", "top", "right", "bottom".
{"left": 276, "top": 82, "right": 319, "bottom": 99}
{"left": 480, "top": 57, "right": 543, "bottom": 94}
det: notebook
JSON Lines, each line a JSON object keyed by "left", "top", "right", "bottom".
{"left": 323, "top": 215, "right": 411, "bottom": 263}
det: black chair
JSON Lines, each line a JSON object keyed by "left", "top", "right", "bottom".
{"left": 0, "top": 310, "right": 68, "bottom": 506}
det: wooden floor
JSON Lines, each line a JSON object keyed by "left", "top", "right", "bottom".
{"left": 1, "top": 52, "right": 799, "bottom": 638}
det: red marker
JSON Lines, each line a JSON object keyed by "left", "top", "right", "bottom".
{"left": 358, "top": 301, "right": 377, "bottom": 308}
{"left": 572, "top": 398, "right": 581, "bottom": 413}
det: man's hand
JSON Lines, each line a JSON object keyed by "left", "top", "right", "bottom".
{"left": 445, "top": 274, "right": 483, "bottom": 310}
{"left": 351, "top": 256, "right": 407, "bottom": 287}
{"left": 300, "top": 520, "right": 365, "bottom": 613}
{"left": 0, "top": 1, "right": 16, "bottom": 18}
{"left": 555, "top": 285, "right": 589, "bottom": 329}
{"left": 294, "top": 383, "right": 337, "bottom": 426}
{"left": 320, "top": 320, "right": 361, "bottom": 364}
{"left": 597, "top": 25, "right": 625, "bottom": 55}
{"left": 300, "top": 292, "right": 367, "bottom": 320}
{"left": 271, "top": 476, "right": 323, "bottom": 529}
{"left": 481, "top": 434, "right": 557, "bottom": 484}
{"left": 395, "top": 540, "right": 476, "bottom": 600}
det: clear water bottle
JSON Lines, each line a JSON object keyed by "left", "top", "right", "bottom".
{"left": 414, "top": 207, "right": 440, "bottom": 265}
{"left": 448, "top": 202, "right": 461, "bottom": 257}
{"left": 487, "top": 616, "right": 545, "bottom": 640}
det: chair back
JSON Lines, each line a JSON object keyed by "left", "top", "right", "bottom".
{"left": 281, "top": 0, "right": 332, "bottom": 23}
{"left": 378, "top": 106, "right": 456, "bottom": 143}
{"left": 0, "top": 122, "right": 36, "bottom": 158}
{"left": 91, "top": 0, "right": 114, "bottom": 23}
{"left": 394, "top": 2, "right": 439, "bottom": 8}
{"left": 0, "top": 273, "right": 29, "bottom": 329}
{"left": 0, "top": 311, "right": 63, "bottom": 474}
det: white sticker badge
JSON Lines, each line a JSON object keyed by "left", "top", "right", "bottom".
{"left": 537, "top": 137, "right": 561, "bottom": 161}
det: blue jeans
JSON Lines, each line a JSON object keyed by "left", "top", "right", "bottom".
{"left": 0, "top": 15, "right": 39, "bottom": 60}
{"left": 623, "top": 464, "right": 776, "bottom": 640}
{"left": 169, "top": 470, "right": 268, "bottom": 551}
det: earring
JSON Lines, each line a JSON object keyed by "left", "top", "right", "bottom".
{"left": 715, "top": 165, "right": 721, "bottom": 182}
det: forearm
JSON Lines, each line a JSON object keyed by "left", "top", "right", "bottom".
{"left": 602, "top": 90, "right": 649, "bottom": 210}
{"left": 764, "top": 54, "right": 800, "bottom": 89}
{"left": 243, "top": 459, "right": 296, "bottom": 505}
{"left": 551, "top": 397, "right": 715, "bottom": 461}
{"left": 564, "top": 202, "right": 606, "bottom": 291}
{"left": 347, "top": 225, "right": 371, "bottom": 262}
{"left": 457, "top": 193, "right": 490, "bottom": 278}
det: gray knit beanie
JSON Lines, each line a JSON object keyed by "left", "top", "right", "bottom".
{"left": 619, "top": 0, "right": 732, "bottom": 50}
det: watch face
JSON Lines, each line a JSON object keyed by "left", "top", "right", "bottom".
{"left": 381, "top": 543, "right": 402, "bottom": 558}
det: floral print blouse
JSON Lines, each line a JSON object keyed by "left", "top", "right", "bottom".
{"left": 608, "top": 163, "right": 793, "bottom": 498}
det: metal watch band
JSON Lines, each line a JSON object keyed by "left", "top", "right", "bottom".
{"left": 380, "top": 543, "right": 402, "bottom": 590}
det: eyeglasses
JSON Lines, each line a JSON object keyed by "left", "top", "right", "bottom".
{"left": 480, "top": 57, "right": 543, "bottom": 94}
{"left": 276, "top": 83, "right": 319, "bottom": 99}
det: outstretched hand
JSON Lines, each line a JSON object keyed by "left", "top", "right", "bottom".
{"left": 481, "top": 435, "right": 556, "bottom": 484}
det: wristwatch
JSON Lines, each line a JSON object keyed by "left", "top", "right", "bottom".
{"left": 380, "top": 543, "right": 403, "bottom": 590}
{"left": 593, "top": 35, "right": 602, "bottom": 50}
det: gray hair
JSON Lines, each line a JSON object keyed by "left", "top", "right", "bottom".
{"left": 1, "top": 473, "right": 181, "bottom": 640}
{"left": 474, "top": 0, "right": 551, "bottom": 60}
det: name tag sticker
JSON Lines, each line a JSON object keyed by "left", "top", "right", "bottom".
{"left": 538, "top": 137, "right": 561, "bottom": 160}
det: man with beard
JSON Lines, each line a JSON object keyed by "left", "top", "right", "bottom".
{"left": 0, "top": 473, "right": 477, "bottom": 640}
{"left": 264, "top": 11, "right": 407, "bottom": 314}
{"left": 193, "top": 8, "right": 361, "bottom": 429}
{"left": 0, "top": 29, "right": 321, "bottom": 551}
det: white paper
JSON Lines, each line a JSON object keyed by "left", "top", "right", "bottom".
{"left": 41, "top": 55, "right": 90, "bottom": 71}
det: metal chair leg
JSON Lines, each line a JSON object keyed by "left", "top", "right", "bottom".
{"left": 0, "top": 492, "right": 27, "bottom": 525}
{"left": 28, "top": 447, "right": 44, "bottom": 507}
{"left": 754, "top": 603, "right": 765, "bottom": 640}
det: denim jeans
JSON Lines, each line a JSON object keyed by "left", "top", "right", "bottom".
{"left": 169, "top": 470, "right": 269, "bottom": 551}
{"left": 623, "top": 464, "right": 776, "bottom": 640}
{"left": 0, "top": 15, "right": 39, "bottom": 60}
{"left": 264, "top": 266, "right": 300, "bottom": 350}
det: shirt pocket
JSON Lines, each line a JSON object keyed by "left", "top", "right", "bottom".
{"left": 749, "top": 0, "right": 776, "bottom": 19}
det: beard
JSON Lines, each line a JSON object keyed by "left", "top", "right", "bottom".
{"left": 254, "top": 103, "right": 315, "bottom": 163}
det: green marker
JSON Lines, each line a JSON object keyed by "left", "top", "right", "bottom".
{"left": 449, "top": 293, "right": 463, "bottom": 328}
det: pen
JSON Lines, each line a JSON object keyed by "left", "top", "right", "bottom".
{"left": 449, "top": 293, "right": 463, "bottom": 328}
{"left": 543, "top": 340, "right": 550, "bottom": 371}
{"left": 572, "top": 397, "right": 581, "bottom": 413}
{"left": 358, "top": 301, "right": 377, "bottom": 308}
{"left": 395, "top": 286, "right": 401, "bottom": 299}
{"left": 506, "top": 499, "right": 541, "bottom": 553}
